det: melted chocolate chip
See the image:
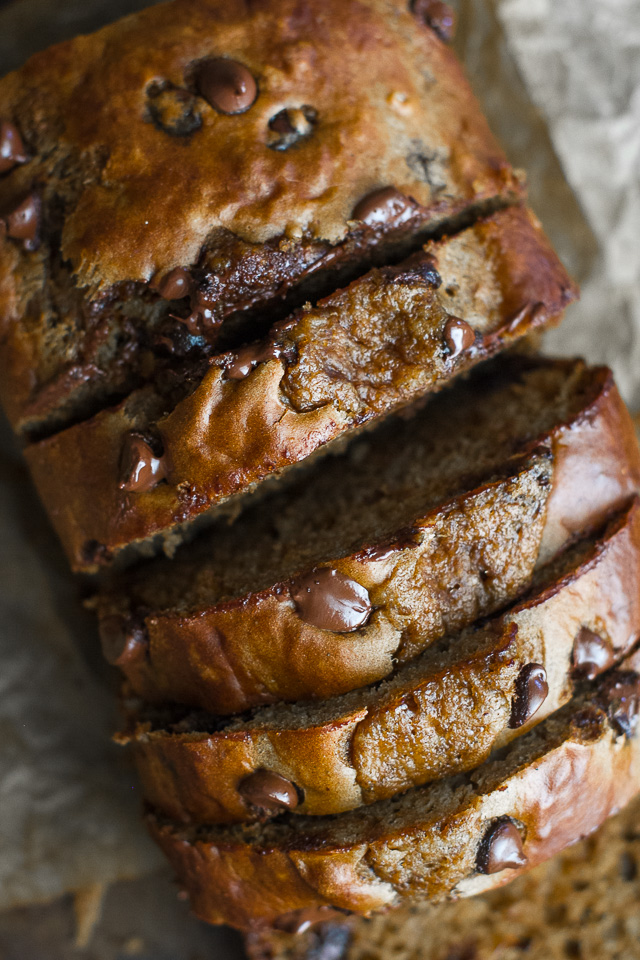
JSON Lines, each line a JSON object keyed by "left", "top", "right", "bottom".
{"left": 411, "top": 0, "right": 457, "bottom": 43}
{"left": 571, "top": 627, "right": 615, "bottom": 680}
{"left": 151, "top": 266, "right": 194, "bottom": 300}
{"left": 238, "top": 769, "right": 302, "bottom": 816}
{"left": 443, "top": 317, "right": 476, "bottom": 358}
{"left": 224, "top": 340, "right": 289, "bottom": 380}
{"left": 99, "top": 615, "right": 148, "bottom": 667}
{"left": 1, "top": 193, "right": 40, "bottom": 250}
{"left": 0, "top": 121, "right": 29, "bottom": 174}
{"left": 147, "top": 83, "right": 203, "bottom": 136}
{"left": 599, "top": 670, "right": 640, "bottom": 737}
{"left": 509, "top": 663, "right": 549, "bottom": 728}
{"left": 360, "top": 527, "right": 420, "bottom": 561}
{"left": 119, "top": 433, "right": 167, "bottom": 493}
{"left": 352, "top": 187, "right": 417, "bottom": 228}
{"left": 476, "top": 818, "right": 527, "bottom": 874}
{"left": 290, "top": 568, "right": 372, "bottom": 632}
{"left": 382, "top": 252, "right": 442, "bottom": 287}
{"left": 197, "top": 58, "right": 258, "bottom": 115}
{"left": 178, "top": 286, "right": 221, "bottom": 334}
{"left": 268, "top": 105, "right": 318, "bottom": 150}
{"left": 274, "top": 907, "right": 348, "bottom": 935}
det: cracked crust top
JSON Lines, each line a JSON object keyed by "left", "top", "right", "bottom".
{"left": 0, "top": 0, "right": 518, "bottom": 291}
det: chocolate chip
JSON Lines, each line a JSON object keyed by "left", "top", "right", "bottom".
{"left": 382, "top": 251, "right": 442, "bottom": 287}
{"left": 267, "top": 106, "right": 317, "bottom": 150}
{"left": 571, "top": 627, "right": 615, "bottom": 680}
{"left": 99, "top": 615, "right": 148, "bottom": 667}
{"left": 178, "top": 286, "right": 221, "bottom": 335}
{"left": 476, "top": 818, "right": 527, "bottom": 874}
{"left": 147, "top": 83, "right": 203, "bottom": 136}
{"left": 224, "top": 340, "right": 290, "bottom": 380}
{"left": 411, "top": 0, "right": 457, "bottom": 43}
{"left": 0, "top": 121, "right": 29, "bottom": 174}
{"left": 119, "top": 432, "right": 167, "bottom": 493}
{"left": 1, "top": 193, "right": 40, "bottom": 250}
{"left": 196, "top": 58, "right": 258, "bottom": 115}
{"left": 290, "top": 568, "right": 372, "bottom": 632}
{"left": 238, "top": 769, "right": 302, "bottom": 817}
{"left": 351, "top": 187, "right": 417, "bottom": 228}
{"left": 274, "top": 907, "right": 347, "bottom": 935}
{"left": 598, "top": 670, "right": 640, "bottom": 738}
{"left": 150, "top": 266, "right": 194, "bottom": 300}
{"left": 405, "top": 139, "right": 447, "bottom": 191}
{"left": 360, "top": 527, "right": 420, "bottom": 561}
{"left": 443, "top": 317, "right": 476, "bottom": 358}
{"left": 509, "top": 663, "right": 549, "bottom": 728}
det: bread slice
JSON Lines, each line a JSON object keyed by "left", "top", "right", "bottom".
{"left": 0, "top": 0, "right": 524, "bottom": 439}
{"left": 22, "top": 206, "right": 576, "bottom": 572}
{"left": 122, "top": 498, "right": 640, "bottom": 824}
{"left": 244, "top": 789, "right": 640, "bottom": 960}
{"left": 148, "top": 649, "right": 640, "bottom": 929}
{"left": 96, "top": 356, "right": 640, "bottom": 716}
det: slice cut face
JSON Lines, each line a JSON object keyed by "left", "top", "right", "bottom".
{"left": 0, "top": 0, "right": 525, "bottom": 439}
{"left": 122, "top": 499, "right": 640, "bottom": 824}
{"left": 97, "top": 355, "right": 640, "bottom": 715}
{"left": 23, "top": 206, "right": 576, "bottom": 572}
{"left": 148, "top": 648, "right": 640, "bottom": 930}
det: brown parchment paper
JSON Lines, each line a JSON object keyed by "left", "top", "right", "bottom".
{"left": 0, "top": 0, "right": 637, "bottom": 912}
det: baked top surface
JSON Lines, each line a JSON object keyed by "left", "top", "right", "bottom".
{"left": 0, "top": 0, "right": 515, "bottom": 292}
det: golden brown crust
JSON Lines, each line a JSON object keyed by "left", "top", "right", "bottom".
{"left": 147, "top": 653, "right": 640, "bottom": 929}
{"left": 123, "top": 499, "right": 640, "bottom": 824}
{"left": 542, "top": 367, "right": 640, "bottom": 557}
{"left": 23, "top": 206, "right": 576, "bottom": 572}
{"left": 244, "top": 790, "right": 640, "bottom": 960}
{"left": 99, "top": 362, "right": 640, "bottom": 716}
{"left": 0, "top": 0, "right": 518, "bottom": 284}
{"left": 0, "top": 0, "right": 524, "bottom": 436}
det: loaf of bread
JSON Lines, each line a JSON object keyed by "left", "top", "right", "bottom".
{"left": 3, "top": 0, "right": 635, "bottom": 942}
{"left": 97, "top": 356, "right": 640, "bottom": 715}
{"left": 148, "top": 649, "right": 640, "bottom": 929}
{"left": 244, "top": 789, "right": 640, "bottom": 959}
{"left": 121, "top": 498, "right": 640, "bottom": 824}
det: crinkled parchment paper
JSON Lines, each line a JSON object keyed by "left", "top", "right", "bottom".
{"left": 0, "top": 0, "right": 638, "bottom": 913}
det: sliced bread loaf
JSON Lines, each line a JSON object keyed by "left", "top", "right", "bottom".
{"left": 148, "top": 649, "right": 640, "bottom": 929}
{"left": 0, "top": 0, "right": 523, "bottom": 439}
{"left": 122, "top": 498, "right": 640, "bottom": 823}
{"left": 97, "top": 356, "right": 640, "bottom": 715}
{"left": 23, "top": 206, "right": 575, "bottom": 572}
